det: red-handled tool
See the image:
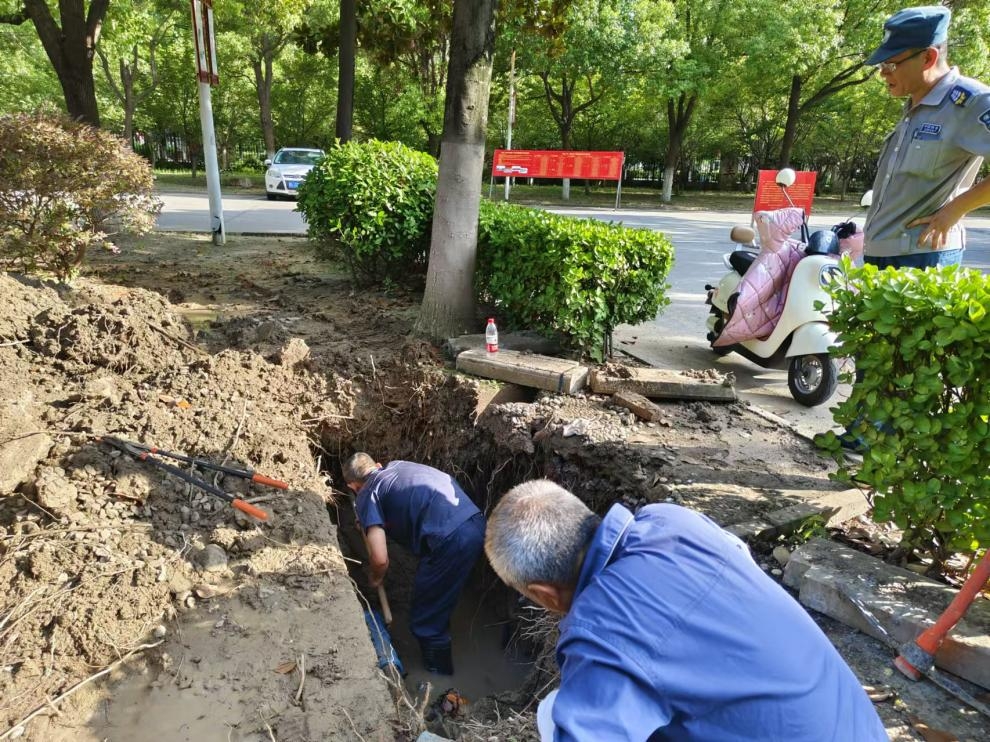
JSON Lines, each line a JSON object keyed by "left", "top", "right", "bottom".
{"left": 100, "top": 437, "right": 279, "bottom": 521}
{"left": 103, "top": 438, "right": 288, "bottom": 489}
{"left": 894, "top": 549, "right": 990, "bottom": 681}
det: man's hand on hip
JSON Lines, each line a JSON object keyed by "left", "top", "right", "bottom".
{"left": 907, "top": 203, "right": 963, "bottom": 250}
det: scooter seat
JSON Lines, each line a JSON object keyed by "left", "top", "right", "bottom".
{"left": 729, "top": 250, "right": 758, "bottom": 275}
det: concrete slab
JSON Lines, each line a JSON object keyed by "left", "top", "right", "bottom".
{"left": 783, "top": 539, "right": 990, "bottom": 690}
{"left": 456, "top": 348, "right": 590, "bottom": 394}
{"left": 589, "top": 367, "right": 736, "bottom": 402}
{"left": 445, "top": 332, "right": 562, "bottom": 359}
{"left": 724, "top": 488, "right": 871, "bottom": 541}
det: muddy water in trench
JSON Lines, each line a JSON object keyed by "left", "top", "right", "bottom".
{"left": 382, "top": 575, "right": 534, "bottom": 706}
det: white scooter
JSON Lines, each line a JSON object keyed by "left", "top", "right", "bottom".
{"left": 704, "top": 169, "right": 871, "bottom": 407}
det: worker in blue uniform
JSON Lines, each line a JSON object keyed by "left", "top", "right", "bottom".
{"left": 863, "top": 6, "right": 990, "bottom": 268}
{"left": 344, "top": 452, "right": 484, "bottom": 675}
{"left": 485, "top": 480, "right": 888, "bottom": 741}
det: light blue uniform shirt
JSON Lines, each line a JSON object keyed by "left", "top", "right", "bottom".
{"left": 866, "top": 68, "right": 990, "bottom": 258}
{"left": 550, "top": 503, "right": 888, "bottom": 741}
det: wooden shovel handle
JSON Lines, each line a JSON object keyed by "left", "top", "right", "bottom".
{"left": 377, "top": 585, "right": 392, "bottom": 625}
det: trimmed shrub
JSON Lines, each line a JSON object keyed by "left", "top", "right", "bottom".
{"left": 818, "top": 263, "right": 990, "bottom": 561}
{"left": 477, "top": 201, "right": 673, "bottom": 361}
{"left": 0, "top": 113, "right": 159, "bottom": 283}
{"left": 296, "top": 139, "right": 438, "bottom": 286}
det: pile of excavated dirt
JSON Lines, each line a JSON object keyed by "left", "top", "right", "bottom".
{"left": 0, "top": 273, "right": 392, "bottom": 740}
{"left": 0, "top": 230, "right": 983, "bottom": 741}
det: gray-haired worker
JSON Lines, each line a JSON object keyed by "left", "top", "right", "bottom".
{"left": 486, "top": 480, "right": 887, "bottom": 741}
{"left": 864, "top": 6, "right": 990, "bottom": 268}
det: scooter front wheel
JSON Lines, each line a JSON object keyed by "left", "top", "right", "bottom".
{"left": 787, "top": 353, "right": 838, "bottom": 407}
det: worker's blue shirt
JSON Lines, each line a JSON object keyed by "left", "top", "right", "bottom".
{"left": 551, "top": 503, "right": 887, "bottom": 741}
{"left": 355, "top": 461, "right": 479, "bottom": 556}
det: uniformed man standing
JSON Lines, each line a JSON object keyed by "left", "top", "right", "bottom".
{"left": 343, "top": 452, "right": 484, "bottom": 676}
{"left": 864, "top": 6, "right": 990, "bottom": 268}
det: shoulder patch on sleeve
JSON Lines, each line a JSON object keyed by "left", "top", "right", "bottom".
{"left": 980, "top": 108, "right": 990, "bottom": 132}
{"left": 949, "top": 86, "right": 973, "bottom": 106}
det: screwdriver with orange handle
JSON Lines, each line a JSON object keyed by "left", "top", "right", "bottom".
{"left": 99, "top": 436, "right": 283, "bottom": 521}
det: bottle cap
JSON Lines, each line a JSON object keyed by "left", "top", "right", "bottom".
{"left": 487, "top": 318, "right": 495, "bottom": 323}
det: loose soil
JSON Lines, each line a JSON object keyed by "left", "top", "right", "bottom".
{"left": 0, "top": 231, "right": 985, "bottom": 741}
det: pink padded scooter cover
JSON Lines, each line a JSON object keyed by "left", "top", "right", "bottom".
{"left": 714, "top": 207, "right": 806, "bottom": 346}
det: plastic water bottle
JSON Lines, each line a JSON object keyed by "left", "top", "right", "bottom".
{"left": 485, "top": 318, "right": 498, "bottom": 353}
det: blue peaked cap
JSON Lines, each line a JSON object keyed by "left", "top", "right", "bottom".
{"left": 865, "top": 6, "right": 951, "bottom": 66}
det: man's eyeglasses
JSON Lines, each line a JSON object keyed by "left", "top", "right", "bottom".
{"left": 876, "top": 48, "right": 929, "bottom": 74}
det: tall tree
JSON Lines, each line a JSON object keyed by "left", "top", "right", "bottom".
{"left": 96, "top": 1, "right": 176, "bottom": 145}
{"left": 335, "top": 0, "right": 356, "bottom": 141}
{"left": 414, "top": 0, "right": 497, "bottom": 341}
{"left": 360, "top": 0, "right": 453, "bottom": 155}
{"left": 222, "top": 0, "right": 308, "bottom": 158}
{"left": 1, "top": 0, "right": 112, "bottom": 126}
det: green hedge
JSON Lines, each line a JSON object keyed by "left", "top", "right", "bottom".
{"left": 296, "top": 139, "right": 438, "bottom": 286}
{"left": 818, "top": 263, "right": 990, "bottom": 561}
{"left": 477, "top": 201, "right": 673, "bottom": 361}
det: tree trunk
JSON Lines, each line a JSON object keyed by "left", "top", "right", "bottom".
{"left": 777, "top": 74, "right": 802, "bottom": 169}
{"left": 121, "top": 57, "right": 135, "bottom": 145}
{"left": 415, "top": 0, "right": 497, "bottom": 342}
{"left": 18, "top": 0, "right": 108, "bottom": 127}
{"left": 661, "top": 93, "right": 697, "bottom": 203}
{"left": 335, "top": 0, "right": 356, "bottom": 142}
{"left": 253, "top": 53, "right": 276, "bottom": 158}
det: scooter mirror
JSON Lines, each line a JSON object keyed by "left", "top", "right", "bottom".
{"left": 860, "top": 190, "right": 874, "bottom": 208}
{"left": 775, "top": 168, "right": 797, "bottom": 188}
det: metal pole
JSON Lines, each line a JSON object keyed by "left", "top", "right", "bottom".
{"left": 504, "top": 49, "right": 515, "bottom": 202}
{"left": 196, "top": 80, "right": 225, "bottom": 245}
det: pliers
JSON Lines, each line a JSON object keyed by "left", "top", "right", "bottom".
{"left": 100, "top": 436, "right": 286, "bottom": 521}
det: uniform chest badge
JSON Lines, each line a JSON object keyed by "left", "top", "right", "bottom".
{"left": 949, "top": 85, "right": 972, "bottom": 106}
{"left": 913, "top": 122, "right": 942, "bottom": 140}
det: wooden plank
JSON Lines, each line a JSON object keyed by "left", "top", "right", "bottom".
{"left": 611, "top": 389, "right": 663, "bottom": 421}
{"left": 589, "top": 367, "right": 736, "bottom": 402}
{"left": 456, "top": 348, "right": 589, "bottom": 394}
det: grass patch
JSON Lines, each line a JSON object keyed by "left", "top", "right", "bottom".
{"left": 153, "top": 170, "right": 263, "bottom": 193}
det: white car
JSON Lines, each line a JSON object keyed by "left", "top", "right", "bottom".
{"left": 264, "top": 147, "right": 324, "bottom": 200}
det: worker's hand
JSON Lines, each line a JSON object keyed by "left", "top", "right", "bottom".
{"left": 368, "top": 570, "right": 384, "bottom": 589}
{"left": 907, "top": 203, "right": 963, "bottom": 250}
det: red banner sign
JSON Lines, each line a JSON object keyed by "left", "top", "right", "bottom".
{"left": 753, "top": 170, "right": 817, "bottom": 215}
{"left": 492, "top": 149, "right": 624, "bottom": 181}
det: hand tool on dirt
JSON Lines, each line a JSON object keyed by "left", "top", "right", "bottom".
{"left": 894, "top": 549, "right": 990, "bottom": 687}
{"left": 102, "top": 437, "right": 288, "bottom": 490}
{"left": 100, "top": 436, "right": 273, "bottom": 521}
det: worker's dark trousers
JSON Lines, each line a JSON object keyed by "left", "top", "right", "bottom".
{"left": 410, "top": 512, "right": 485, "bottom": 673}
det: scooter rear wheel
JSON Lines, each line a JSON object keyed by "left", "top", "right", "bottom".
{"left": 788, "top": 353, "right": 838, "bottom": 407}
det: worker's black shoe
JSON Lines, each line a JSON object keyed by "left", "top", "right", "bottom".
{"left": 420, "top": 638, "right": 454, "bottom": 675}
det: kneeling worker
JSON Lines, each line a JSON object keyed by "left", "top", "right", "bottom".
{"left": 343, "top": 452, "right": 485, "bottom": 675}
{"left": 486, "top": 480, "right": 888, "bottom": 741}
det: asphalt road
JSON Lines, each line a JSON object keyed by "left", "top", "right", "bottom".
{"left": 156, "top": 190, "right": 990, "bottom": 438}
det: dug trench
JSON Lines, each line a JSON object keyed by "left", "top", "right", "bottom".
{"left": 2, "top": 233, "right": 985, "bottom": 741}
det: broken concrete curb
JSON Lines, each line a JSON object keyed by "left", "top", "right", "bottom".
{"left": 783, "top": 539, "right": 990, "bottom": 690}
{"left": 725, "top": 488, "right": 871, "bottom": 541}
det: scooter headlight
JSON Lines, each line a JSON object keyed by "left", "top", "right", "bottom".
{"left": 819, "top": 264, "right": 843, "bottom": 289}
